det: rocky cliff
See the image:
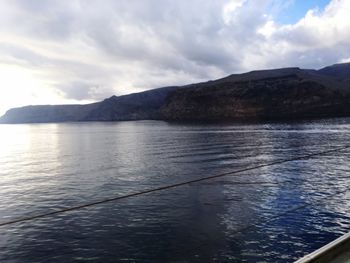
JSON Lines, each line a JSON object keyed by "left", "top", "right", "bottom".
{"left": 161, "top": 66, "right": 350, "bottom": 121}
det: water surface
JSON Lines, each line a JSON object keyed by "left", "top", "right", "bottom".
{"left": 0, "top": 119, "right": 350, "bottom": 262}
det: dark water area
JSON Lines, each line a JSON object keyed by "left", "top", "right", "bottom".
{"left": 0, "top": 119, "right": 350, "bottom": 262}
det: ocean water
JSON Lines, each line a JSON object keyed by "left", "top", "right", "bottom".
{"left": 0, "top": 119, "right": 350, "bottom": 262}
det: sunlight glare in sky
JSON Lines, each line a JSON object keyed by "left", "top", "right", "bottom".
{"left": 0, "top": 64, "right": 61, "bottom": 115}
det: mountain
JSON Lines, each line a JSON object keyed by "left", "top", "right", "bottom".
{"left": 1, "top": 63, "right": 349, "bottom": 123}
{"left": 161, "top": 66, "right": 350, "bottom": 121}
{"left": 82, "top": 86, "right": 179, "bottom": 121}
{"left": 317, "top": 62, "right": 350, "bottom": 81}
{"left": 0, "top": 86, "right": 178, "bottom": 123}
{"left": 0, "top": 104, "right": 99, "bottom": 124}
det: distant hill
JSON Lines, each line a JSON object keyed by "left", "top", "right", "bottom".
{"left": 0, "top": 86, "right": 178, "bottom": 123}
{"left": 0, "top": 104, "right": 99, "bottom": 124}
{"left": 1, "top": 63, "right": 350, "bottom": 123}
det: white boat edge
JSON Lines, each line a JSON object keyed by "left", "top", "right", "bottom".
{"left": 295, "top": 232, "right": 350, "bottom": 263}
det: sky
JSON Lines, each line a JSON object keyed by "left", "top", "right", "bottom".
{"left": 0, "top": 0, "right": 350, "bottom": 115}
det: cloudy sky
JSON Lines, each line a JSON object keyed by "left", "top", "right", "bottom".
{"left": 0, "top": 0, "right": 349, "bottom": 115}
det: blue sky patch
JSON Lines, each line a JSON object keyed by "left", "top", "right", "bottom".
{"left": 275, "top": 0, "right": 331, "bottom": 24}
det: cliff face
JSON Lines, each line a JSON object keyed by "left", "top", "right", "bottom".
{"left": 83, "top": 86, "right": 178, "bottom": 121}
{"left": 161, "top": 67, "right": 350, "bottom": 121}
{"left": 1, "top": 63, "right": 349, "bottom": 123}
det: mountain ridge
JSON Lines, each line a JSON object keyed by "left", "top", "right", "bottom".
{"left": 1, "top": 63, "right": 350, "bottom": 123}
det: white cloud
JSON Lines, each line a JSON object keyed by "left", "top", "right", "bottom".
{"left": 259, "top": 0, "right": 350, "bottom": 68}
{"left": 275, "top": 0, "right": 350, "bottom": 49}
{"left": 223, "top": 0, "right": 247, "bottom": 24}
{"left": 340, "top": 57, "right": 350, "bottom": 63}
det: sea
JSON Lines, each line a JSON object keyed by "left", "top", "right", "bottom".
{"left": 0, "top": 119, "right": 350, "bottom": 262}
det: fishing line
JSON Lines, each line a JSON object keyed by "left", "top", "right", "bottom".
{"left": 0, "top": 144, "right": 349, "bottom": 228}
